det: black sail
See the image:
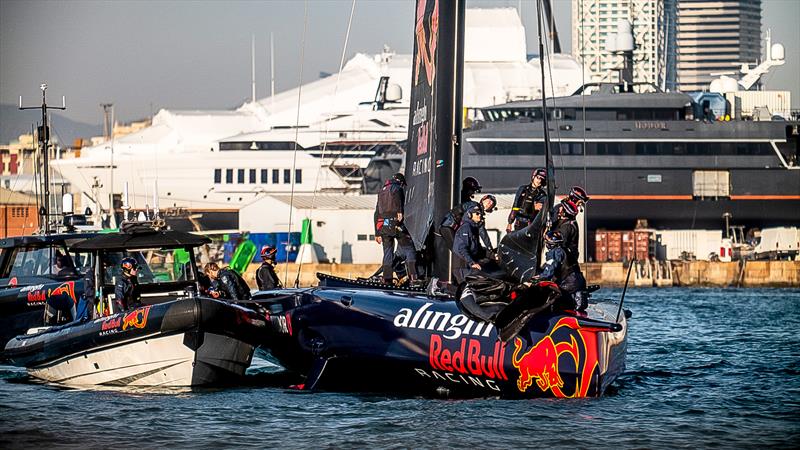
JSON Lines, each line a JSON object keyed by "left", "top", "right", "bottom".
{"left": 403, "top": 0, "right": 465, "bottom": 279}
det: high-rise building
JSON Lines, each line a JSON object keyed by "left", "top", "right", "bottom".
{"left": 572, "top": 0, "right": 676, "bottom": 89}
{"left": 676, "top": 0, "right": 762, "bottom": 92}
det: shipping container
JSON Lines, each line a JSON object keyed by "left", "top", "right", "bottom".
{"left": 634, "top": 230, "right": 653, "bottom": 260}
{"left": 655, "top": 230, "right": 722, "bottom": 261}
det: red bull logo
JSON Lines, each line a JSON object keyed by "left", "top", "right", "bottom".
{"left": 122, "top": 306, "right": 152, "bottom": 331}
{"left": 512, "top": 317, "right": 601, "bottom": 398}
{"left": 49, "top": 281, "right": 76, "bottom": 303}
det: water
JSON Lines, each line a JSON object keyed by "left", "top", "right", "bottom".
{"left": 1, "top": 288, "right": 798, "bottom": 448}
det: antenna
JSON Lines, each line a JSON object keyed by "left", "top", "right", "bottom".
{"left": 19, "top": 83, "right": 67, "bottom": 234}
{"left": 251, "top": 34, "right": 257, "bottom": 103}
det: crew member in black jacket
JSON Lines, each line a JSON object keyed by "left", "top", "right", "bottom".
{"left": 374, "top": 173, "right": 417, "bottom": 284}
{"left": 204, "top": 262, "right": 252, "bottom": 301}
{"left": 114, "top": 257, "right": 142, "bottom": 312}
{"left": 453, "top": 204, "right": 495, "bottom": 283}
{"left": 507, "top": 168, "right": 548, "bottom": 232}
{"left": 256, "top": 245, "right": 282, "bottom": 290}
{"left": 533, "top": 229, "right": 588, "bottom": 310}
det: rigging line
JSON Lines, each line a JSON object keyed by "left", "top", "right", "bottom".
{"left": 535, "top": 0, "right": 553, "bottom": 215}
{"left": 580, "top": 0, "right": 587, "bottom": 192}
{"left": 284, "top": 0, "right": 309, "bottom": 287}
{"left": 540, "top": 1, "right": 565, "bottom": 193}
{"left": 294, "top": 0, "right": 357, "bottom": 286}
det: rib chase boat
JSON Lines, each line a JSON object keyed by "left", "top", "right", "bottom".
{"left": 2, "top": 225, "right": 267, "bottom": 387}
{"left": 248, "top": 0, "right": 628, "bottom": 399}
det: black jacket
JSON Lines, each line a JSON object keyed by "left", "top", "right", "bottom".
{"left": 376, "top": 180, "right": 405, "bottom": 219}
{"left": 218, "top": 267, "right": 251, "bottom": 301}
{"left": 441, "top": 200, "right": 494, "bottom": 250}
{"left": 114, "top": 275, "right": 140, "bottom": 311}
{"left": 256, "top": 263, "right": 282, "bottom": 290}
{"left": 453, "top": 216, "right": 485, "bottom": 266}
{"left": 508, "top": 184, "right": 547, "bottom": 224}
{"left": 554, "top": 218, "right": 580, "bottom": 264}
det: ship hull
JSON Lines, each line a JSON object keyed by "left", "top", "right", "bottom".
{"left": 252, "top": 286, "right": 627, "bottom": 398}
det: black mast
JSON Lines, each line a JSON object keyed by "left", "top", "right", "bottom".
{"left": 19, "top": 84, "right": 66, "bottom": 234}
{"left": 537, "top": 0, "right": 555, "bottom": 215}
{"left": 402, "top": 0, "right": 466, "bottom": 281}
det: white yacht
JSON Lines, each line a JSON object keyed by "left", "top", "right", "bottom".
{"left": 52, "top": 8, "right": 585, "bottom": 229}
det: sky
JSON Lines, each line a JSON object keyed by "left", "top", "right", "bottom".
{"left": 1, "top": 0, "right": 798, "bottom": 125}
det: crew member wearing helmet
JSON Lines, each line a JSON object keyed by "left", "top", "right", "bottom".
{"left": 204, "top": 262, "right": 251, "bottom": 301}
{"left": 256, "top": 245, "right": 282, "bottom": 290}
{"left": 550, "top": 186, "right": 591, "bottom": 222}
{"left": 452, "top": 204, "right": 495, "bottom": 283}
{"left": 507, "top": 168, "right": 548, "bottom": 232}
{"left": 554, "top": 198, "right": 581, "bottom": 264}
{"left": 114, "top": 257, "right": 142, "bottom": 312}
{"left": 374, "top": 173, "right": 417, "bottom": 284}
{"left": 534, "top": 229, "right": 588, "bottom": 310}
{"left": 461, "top": 176, "right": 482, "bottom": 203}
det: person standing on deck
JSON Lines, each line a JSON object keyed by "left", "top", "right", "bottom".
{"left": 507, "top": 168, "right": 548, "bottom": 232}
{"left": 204, "top": 262, "right": 251, "bottom": 301}
{"left": 256, "top": 245, "right": 282, "bottom": 290}
{"left": 114, "top": 257, "right": 142, "bottom": 312}
{"left": 374, "top": 173, "right": 417, "bottom": 285}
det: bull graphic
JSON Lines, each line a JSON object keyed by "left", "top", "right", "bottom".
{"left": 414, "top": 0, "right": 438, "bottom": 87}
{"left": 512, "top": 317, "right": 600, "bottom": 398}
{"left": 122, "top": 306, "right": 152, "bottom": 331}
{"left": 49, "top": 281, "right": 76, "bottom": 303}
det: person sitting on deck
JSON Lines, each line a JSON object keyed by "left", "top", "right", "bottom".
{"left": 453, "top": 204, "right": 500, "bottom": 284}
{"left": 532, "top": 230, "right": 588, "bottom": 311}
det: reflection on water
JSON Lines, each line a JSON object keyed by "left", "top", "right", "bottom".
{"left": 1, "top": 288, "right": 798, "bottom": 448}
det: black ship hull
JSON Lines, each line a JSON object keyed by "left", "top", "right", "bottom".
{"left": 251, "top": 285, "right": 627, "bottom": 398}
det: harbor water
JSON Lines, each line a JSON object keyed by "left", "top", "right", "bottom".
{"left": 1, "top": 288, "right": 798, "bottom": 448}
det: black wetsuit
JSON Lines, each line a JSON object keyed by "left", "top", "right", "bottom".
{"left": 508, "top": 184, "right": 547, "bottom": 230}
{"left": 256, "top": 262, "right": 282, "bottom": 290}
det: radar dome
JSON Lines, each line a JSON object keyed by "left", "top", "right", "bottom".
{"left": 771, "top": 43, "right": 785, "bottom": 61}
{"left": 710, "top": 75, "right": 739, "bottom": 93}
{"left": 385, "top": 83, "right": 402, "bottom": 102}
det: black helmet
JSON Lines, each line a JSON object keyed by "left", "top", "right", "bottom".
{"left": 391, "top": 173, "right": 406, "bottom": 186}
{"left": 120, "top": 257, "right": 139, "bottom": 277}
{"left": 569, "top": 186, "right": 590, "bottom": 203}
{"left": 531, "top": 168, "right": 547, "bottom": 186}
{"left": 544, "top": 229, "right": 564, "bottom": 247}
{"left": 260, "top": 245, "right": 277, "bottom": 261}
{"left": 560, "top": 199, "right": 578, "bottom": 217}
{"left": 462, "top": 176, "right": 482, "bottom": 194}
{"left": 480, "top": 194, "right": 497, "bottom": 213}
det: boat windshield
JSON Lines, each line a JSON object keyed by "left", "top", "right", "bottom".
{"left": 98, "top": 248, "right": 197, "bottom": 287}
{"left": 0, "top": 244, "right": 93, "bottom": 286}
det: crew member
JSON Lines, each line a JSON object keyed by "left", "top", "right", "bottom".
{"left": 440, "top": 189, "right": 497, "bottom": 251}
{"left": 551, "top": 186, "right": 590, "bottom": 222}
{"left": 553, "top": 198, "right": 581, "bottom": 265}
{"left": 461, "top": 176, "right": 482, "bottom": 203}
{"left": 453, "top": 204, "right": 493, "bottom": 284}
{"left": 534, "top": 230, "right": 588, "bottom": 311}
{"left": 114, "top": 257, "right": 142, "bottom": 312}
{"left": 204, "top": 262, "right": 252, "bottom": 301}
{"left": 507, "top": 168, "right": 548, "bottom": 232}
{"left": 374, "top": 173, "right": 417, "bottom": 285}
{"left": 256, "top": 245, "right": 282, "bottom": 290}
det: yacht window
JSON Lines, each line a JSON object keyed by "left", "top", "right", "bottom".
{"left": 237, "top": 169, "right": 245, "bottom": 184}
{"left": 226, "top": 169, "right": 233, "bottom": 184}
{"left": 283, "top": 169, "right": 291, "bottom": 184}
{"left": 617, "top": 110, "right": 630, "bottom": 121}
{"left": 261, "top": 169, "right": 268, "bottom": 184}
{"left": 272, "top": 169, "right": 279, "bottom": 184}
{"left": 357, "top": 234, "right": 368, "bottom": 241}
{"left": 295, "top": 169, "right": 302, "bottom": 184}
{"left": 214, "top": 169, "right": 221, "bottom": 184}
{"left": 370, "top": 119, "right": 391, "bottom": 127}
{"left": 1, "top": 245, "right": 79, "bottom": 283}
{"left": 249, "top": 169, "right": 256, "bottom": 184}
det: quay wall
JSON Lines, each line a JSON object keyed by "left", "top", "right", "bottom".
{"left": 244, "top": 261, "right": 800, "bottom": 288}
